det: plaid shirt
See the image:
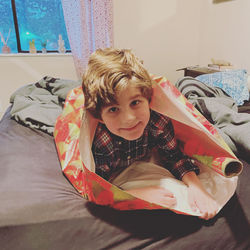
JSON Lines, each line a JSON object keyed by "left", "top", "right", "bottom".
{"left": 92, "top": 110, "right": 199, "bottom": 181}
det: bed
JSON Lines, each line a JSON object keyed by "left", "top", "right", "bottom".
{"left": 0, "top": 76, "right": 250, "bottom": 250}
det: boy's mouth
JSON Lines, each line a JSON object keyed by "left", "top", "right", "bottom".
{"left": 121, "top": 122, "right": 141, "bottom": 131}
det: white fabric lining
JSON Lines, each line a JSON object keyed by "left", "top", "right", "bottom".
{"left": 111, "top": 161, "right": 238, "bottom": 216}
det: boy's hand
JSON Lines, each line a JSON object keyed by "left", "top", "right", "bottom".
{"left": 125, "top": 186, "right": 176, "bottom": 208}
{"left": 182, "top": 171, "right": 219, "bottom": 220}
{"left": 187, "top": 185, "right": 219, "bottom": 220}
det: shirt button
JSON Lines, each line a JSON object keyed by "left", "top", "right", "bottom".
{"left": 127, "top": 156, "right": 131, "bottom": 160}
{"left": 118, "top": 141, "right": 122, "bottom": 145}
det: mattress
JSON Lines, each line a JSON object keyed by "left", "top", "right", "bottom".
{"left": 0, "top": 106, "right": 249, "bottom": 250}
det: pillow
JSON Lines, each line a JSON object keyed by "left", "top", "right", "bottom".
{"left": 196, "top": 69, "right": 249, "bottom": 105}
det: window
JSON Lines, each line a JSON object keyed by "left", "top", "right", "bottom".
{"left": 0, "top": 0, "right": 71, "bottom": 53}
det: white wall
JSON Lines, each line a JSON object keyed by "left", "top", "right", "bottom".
{"left": 198, "top": 0, "right": 250, "bottom": 70}
{"left": 1, "top": 0, "right": 250, "bottom": 118}
{"left": 114, "top": 0, "right": 250, "bottom": 82}
{"left": 113, "top": 0, "right": 202, "bottom": 83}
{"left": 0, "top": 54, "right": 77, "bottom": 118}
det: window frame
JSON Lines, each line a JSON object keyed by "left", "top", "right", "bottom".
{"left": 10, "top": 0, "right": 71, "bottom": 53}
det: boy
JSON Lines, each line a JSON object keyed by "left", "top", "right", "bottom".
{"left": 82, "top": 48, "right": 218, "bottom": 220}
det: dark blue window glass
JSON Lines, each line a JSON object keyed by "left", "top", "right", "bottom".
{"left": 0, "top": 0, "right": 70, "bottom": 53}
{"left": 0, "top": 1, "right": 17, "bottom": 53}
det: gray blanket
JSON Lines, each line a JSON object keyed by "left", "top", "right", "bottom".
{"left": 10, "top": 76, "right": 80, "bottom": 135}
{"left": 175, "top": 77, "right": 250, "bottom": 160}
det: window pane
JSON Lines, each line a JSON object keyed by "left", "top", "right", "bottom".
{"left": 15, "top": 0, "right": 70, "bottom": 52}
{"left": 0, "top": 0, "right": 17, "bottom": 53}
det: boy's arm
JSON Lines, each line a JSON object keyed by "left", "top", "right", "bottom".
{"left": 182, "top": 171, "right": 219, "bottom": 220}
{"left": 156, "top": 114, "right": 200, "bottom": 180}
{"left": 154, "top": 113, "right": 219, "bottom": 219}
{"left": 125, "top": 186, "right": 176, "bottom": 208}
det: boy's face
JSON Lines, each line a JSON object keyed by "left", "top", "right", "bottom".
{"left": 100, "top": 84, "right": 150, "bottom": 141}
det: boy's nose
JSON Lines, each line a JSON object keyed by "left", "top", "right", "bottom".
{"left": 123, "top": 109, "right": 136, "bottom": 124}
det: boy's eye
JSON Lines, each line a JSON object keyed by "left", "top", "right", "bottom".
{"left": 131, "top": 100, "right": 141, "bottom": 106}
{"left": 108, "top": 107, "right": 118, "bottom": 113}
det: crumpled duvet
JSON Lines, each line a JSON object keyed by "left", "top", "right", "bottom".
{"left": 175, "top": 77, "right": 250, "bottom": 159}
{"left": 10, "top": 76, "right": 80, "bottom": 135}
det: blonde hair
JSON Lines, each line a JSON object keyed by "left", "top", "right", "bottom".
{"left": 82, "top": 48, "right": 153, "bottom": 119}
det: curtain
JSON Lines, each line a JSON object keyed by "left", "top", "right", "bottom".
{"left": 61, "top": 0, "right": 113, "bottom": 79}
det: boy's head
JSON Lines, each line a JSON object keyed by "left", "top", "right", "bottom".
{"left": 82, "top": 48, "right": 153, "bottom": 120}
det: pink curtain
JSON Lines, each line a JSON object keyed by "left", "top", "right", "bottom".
{"left": 61, "top": 0, "right": 113, "bottom": 79}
